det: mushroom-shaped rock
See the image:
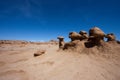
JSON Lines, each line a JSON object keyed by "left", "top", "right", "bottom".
{"left": 79, "top": 30, "right": 87, "bottom": 35}
{"left": 57, "top": 36, "right": 65, "bottom": 49}
{"left": 89, "top": 27, "right": 105, "bottom": 39}
{"left": 79, "top": 30, "right": 88, "bottom": 40}
{"left": 69, "top": 32, "right": 82, "bottom": 41}
{"left": 88, "top": 27, "right": 105, "bottom": 45}
{"left": 105, "top": 33, "right": 116, "bottom": 42}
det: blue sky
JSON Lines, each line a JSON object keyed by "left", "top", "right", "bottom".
{"left": 0, "top": 0, "right": 120, "bottom": 42}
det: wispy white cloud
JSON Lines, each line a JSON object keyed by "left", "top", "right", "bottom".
{"left": 0, "top": 0, "right": 41, "bottom": 17}
{"left": 0, "top": 0, "right": 48, "bottom": 25}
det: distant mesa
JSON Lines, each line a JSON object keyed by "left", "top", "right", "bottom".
{"left": 0, "top": 40, "right": 28, "bottom": 44}
{"left": 0, "top": 40, "right": 58, "bottom": 45}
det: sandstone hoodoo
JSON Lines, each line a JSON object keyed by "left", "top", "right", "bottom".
{"left": 58, "top": 26, "right": 119, "bottom": 50}
{"left": 88, "top": 27, "right": 105, "bottom": 45}
{"left": 57, "top": 36, "right": 65, "bottom": 49}
{"left": 79, "top": 30, "right": 88, "bottom": 41}
{"left": 105, "top": 33, "right": 116, "bottom": 42}
{"left": 69, "top": 32, "right": 82, "bottom": 41}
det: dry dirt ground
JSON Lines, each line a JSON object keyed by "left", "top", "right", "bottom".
{"left": 0, "top": 42, "right": 120, "bottom": 80}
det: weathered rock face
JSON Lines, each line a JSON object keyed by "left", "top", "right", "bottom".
{"left": 63, "top": 40, "right": 85, "bottom": 52}
{"left": 105, "top": 33, "right": 116, "bottom": 42}
{"left": 88, "top": 27, "right": 105, "bottom": 45}
{"left": 57, "top": 27, "right": 120, "bottom": 51}
{"left": 69, "top": 32, "right": 82, "bottom": 41}
{"left": 57, "top": 36, "right": 65, "bottom": 49}
{"left": 79, "top": 30, "right": 88, "bottom": 40}
{"left": 89, "top": 27, "right": 105, "bottom": 39}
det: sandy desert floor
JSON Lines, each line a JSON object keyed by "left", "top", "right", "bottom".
{"left": 0, "top": 42, "right": 120, "bottom": 80}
